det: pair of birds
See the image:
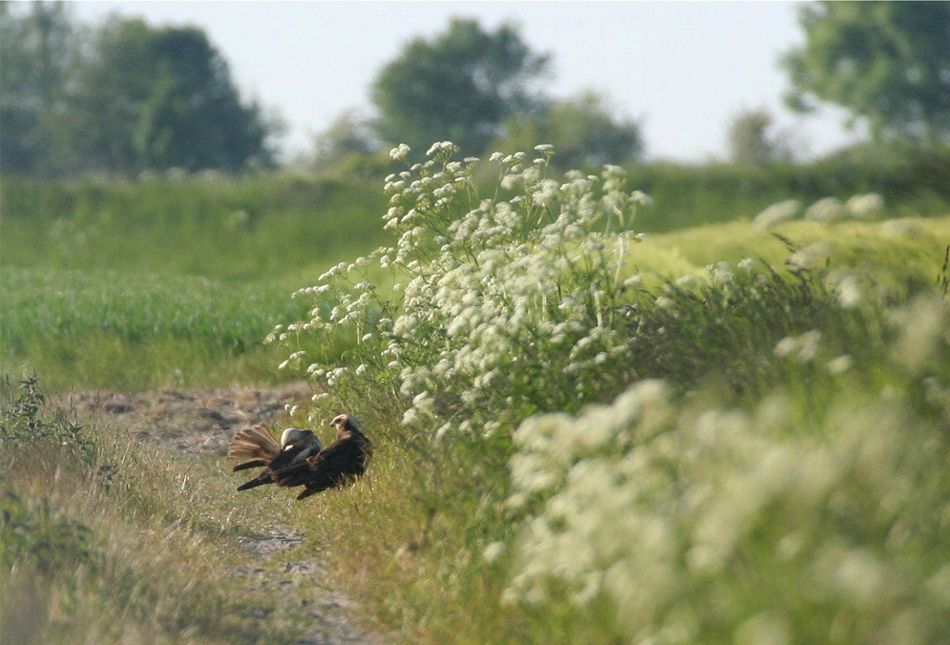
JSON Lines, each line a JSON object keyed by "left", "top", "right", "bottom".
{"left": 228, "top": 414, "right": 370, "bottom": 500}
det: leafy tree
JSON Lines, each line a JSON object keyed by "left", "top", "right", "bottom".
{"left": 783, "top": 1, "right": 950, "bottom": 146}
{"left": 69, "top": 17, "right": 277, "bottom": 174}
{"left": 726, "top": 107, "right": 794, "bottom": 166}
{"left": 498, "top": 91, "right": 643, "bottom": 169}
{"left": 1, "top": 8, "right": 276, "bottom": 176}
{"left": 0, "top": 1, "right": 81, "bottom": 174}
{"left": 371, "top": 17, "right": 550, "bottom": 155}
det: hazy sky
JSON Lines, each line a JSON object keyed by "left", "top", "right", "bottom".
{"left": 70, "top": 1, "right": 868, "bottom": 163}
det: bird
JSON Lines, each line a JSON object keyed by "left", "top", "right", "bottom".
{"left": 271, "top": 414, "right": 371, "bottom": 501}
{"left": 228, "top": 425, "right": 323, "bottom": 492}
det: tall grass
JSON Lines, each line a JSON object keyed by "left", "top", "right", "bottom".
{"left": 1, "top": 172, "right": 389, "bottom": 280}
{"left": 270, "top": 143, "right": 950, "bottom": 643}
{"left": 0, "top": 376, "right": 323, "bottom": 644}
{"left": 3, "top": 143, "right": 949, "bottom": 642}
{"left": 3, "top": 145, "right": 948, "bottom": 280}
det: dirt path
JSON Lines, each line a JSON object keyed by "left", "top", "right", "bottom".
{"left": 59, "top": 382, "right": 385, "bottom": 645}
{"left": 62, "top": 381, "right": 315, "bottom": 458}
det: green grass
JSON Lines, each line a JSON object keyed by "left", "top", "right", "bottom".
{"left": 0, "top": 377, "right": 330, "bottom": 644}
{"left": 4, "top": 145, "right": 949, "bottom": 281}
{"left": 293, "top": 233, "right": 950, "bottom": 644}
{"left": 0, "top": 267, "right": 324, "bottom": 391}
{"left": 1, "top": 172, "right": 389, "bottom": 280}
{"left": 3, "top": 156, "right": 950, "bottom": 643}
{"left": 638, "top": 216, "right": 950, "bottom": 297}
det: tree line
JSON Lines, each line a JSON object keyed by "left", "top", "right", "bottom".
{"left": 1, "top": 2, "right": 278, "bottom": 176}
{"left": 1, "top": 1, "right": 947, "bottom": 177}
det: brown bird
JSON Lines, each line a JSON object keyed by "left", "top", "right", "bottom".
{"left": 272, "top": 414, "right": 371, "bottom": 500}
{"left": 228, "top": 425, "right": 323, "bottom": 491}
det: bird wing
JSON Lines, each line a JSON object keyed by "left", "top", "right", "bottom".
{"left": 269, "top": 443, "right": 320, "bottom": 471}
{"left": 228, "top": 425, "right": 281, "bottom": 471}
{"left": 274, "top": 437, "right": 366, "bottom": 490}
{"left": 296, "top": 440, "right": 368, "bottom": 499}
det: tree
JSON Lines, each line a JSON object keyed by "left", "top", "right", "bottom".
{"left": 0, "top": 1, "right": 82, "bottom": 174}
{"left": 69, "top": 17, "right": 277, "bottom": 174}
{"left": 498, "top": 91, "right": 643, "bottom": 169}
{"left": 1, "top": 9, "right": 277, "bottom": 176}
{"left": 726, "top": 107, "right": 794, "bottom": 166}
{"left": 783, "top": 1, "right": 950, "bottom": 146}
{"left": 371, "top": 17, "right": 550, "bottom": 155}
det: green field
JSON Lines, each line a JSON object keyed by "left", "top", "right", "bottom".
{"left": 3, "top": 149, "right": 950, "bottom": 643}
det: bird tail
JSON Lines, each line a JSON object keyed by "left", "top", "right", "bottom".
{"left": 228, "top": 425, "right": 281, "bottom": 469}
{"left": 296, "top": 487, "right": 317, "bottom": 501}
{"left": 232, "top": 459, "right": 268, "bottom": 472}
{"left": 237, "top": 473, "right": 273, "bottom": 491}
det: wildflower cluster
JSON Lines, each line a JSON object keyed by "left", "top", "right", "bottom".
{"left": 505, "top": 296, "right": 950, "bottom": 641}
{"left": 272, "top": 143, "right": 651, "bottom": 434}
{"left": 753, "top": 193, "right": 884, "bottom": 230}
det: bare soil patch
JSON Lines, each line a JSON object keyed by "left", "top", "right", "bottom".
{"left": 60, "top": 381, "right": 315, "bottom": 457}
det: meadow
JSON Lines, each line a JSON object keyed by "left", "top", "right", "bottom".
{"left": 2, "top": 145, "right": 950, "bottom": 643}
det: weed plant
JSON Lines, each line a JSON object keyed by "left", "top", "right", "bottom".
{"left": 3, "top": 142, "right": 948, "bottom": 641}
{"left": 273, "top": 143, "right": 655, "bottom": 433}
{"left": 274, "top": 143, "right": 950, "bottom": 643}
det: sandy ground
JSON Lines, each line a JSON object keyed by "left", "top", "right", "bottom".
{"left": 59, "top": 382, "right": 385, "bottom": 645}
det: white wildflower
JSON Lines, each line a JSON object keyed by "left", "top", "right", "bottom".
{"left": 483, "top": 541, "right": 507, "bottom": 563}
{"left": 826, "top": 355, "right": 853, "bottom": 375}
{"left": 805, "top": 197, "right": 844, "bottom": 223}
{"left": 774, "top": 330, "right": 822, "bottom": 362}
{"left": 389, "top": 143, "right": 411, "bottom": 161}
{"left": 753, "top": 199, "right": 800, "bottom": 230}
{"left": 631, "top": 190, "right": 653, "bottom": 206}
{"left": 845, "top": 193, "right": 884, "bottom": 220}
{"left": 880, "top": 218, "right": 925, "bottom": 238}
{"left": 788, "top": 241, "right": 831, "bottom": 270}
{"left": 834, "top": 274, "right": 863, "bottom": 308}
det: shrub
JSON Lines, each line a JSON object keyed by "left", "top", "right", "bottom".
{"left": 505, "top": 293, "right": 950, "bottom": 643}
{"left": 273, "top": 143, "right": 653, "bottom": 435}
{"left": 273, "top": 142, "right": 950, "bottom": 642}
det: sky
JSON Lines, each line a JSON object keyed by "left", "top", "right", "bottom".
{"left": 69, "top": 1, "right": 868, "bottom": 163}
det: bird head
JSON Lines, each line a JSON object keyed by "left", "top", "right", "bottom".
{"left": 329, "top": 414, "right": 361, "bottom": 438}
{"left": 280, "top": 427, "right": 318, "bottom": 449}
